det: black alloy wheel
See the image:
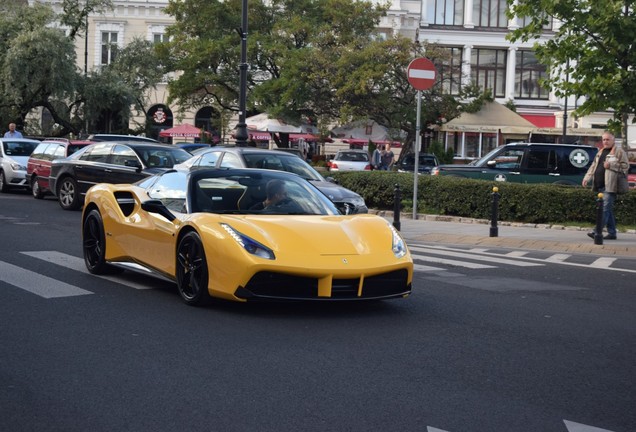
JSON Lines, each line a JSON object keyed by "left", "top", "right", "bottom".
{"left": 58, "top": 176, "right": 81, "bottom": 210}
{"left": 176, "top": 231, "right": 211, "bottom": 306}
{"left": 31, "top": 176, "right": 44, "bottom": 199}
{"left": 83, "top": 209, "right": 119, "bottom": 274}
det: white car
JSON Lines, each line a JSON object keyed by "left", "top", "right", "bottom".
{"left": 0, "top": 138, "right": 40, "bottom": 192}
{"left": 328, "top": 149, "right": 372, "bottom": 171}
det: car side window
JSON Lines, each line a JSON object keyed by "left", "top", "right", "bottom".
{"left": 31, "top": 143, "right": 49, "bottom": 160}
{"left": 197, "top": 151, "right": 221, "bottom": 167}
{"left": 219, "top": 152, "right": 242, "bottom": 168}
{"left": 147, "top": 171, "right": 187, "bottom": 212}
{"left": 525, "top": 148, "right": 552, "bottom": 172}
{"left": 82, "top": 143, "right": 111, "bottom": 162}
{"left": 52, "top": 145, "right": 66, "bottom": 159}
{"left": 110, "top": 145, "right": 139, "bottom": 167}
{"left": 491, "top": 149, "right": 524, "bottom": 170}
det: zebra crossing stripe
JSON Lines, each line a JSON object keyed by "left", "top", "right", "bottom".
{"left": 506, "top": 251, "right": 529, "bottom": 257}
{"left": 20, "top": 251, "right": 153, "bottom": 290}
{"left": 410, "top": 246, "right": 543, "bottom": 267}
{"left": 413, "top": 263, "right": 446, "bottom": 272}
{"left": 412, "top": 255, "right": 495, "bottom": 269}
{"left": 0, "top": 260, "right": 93, "bottom": 298}
{"left": 546, "top": 254, "right": 570, "bottom": 263}
{"left": 564, "top": 419, "right": 616, "bottom": 432}
{"left": 427, "top": 427, "right": 449, "bottom": 432}
{"left": 589, "top": 257, "right": 616, "bottom": 268}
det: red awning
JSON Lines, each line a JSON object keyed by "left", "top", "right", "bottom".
{"left": 159, "top": 124, "right": 209, "bottom": 138}
{"left": 521, "top": 114, "right": 555, "bottom": 128}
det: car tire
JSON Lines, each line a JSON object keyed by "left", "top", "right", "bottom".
{"left": 0, "top": 170, "right": 8, "bottom": 193}
{"left": 31, "top": 176, "right": 44, "bottom": 199}
{"left": 58, "top": 176, "right": 81, "bottom": 210}
{"left": 83, "top": 209, "right": 121, "bottom": 275}
{"left": 176, "top": 231, "right": 211, "bottom": 306}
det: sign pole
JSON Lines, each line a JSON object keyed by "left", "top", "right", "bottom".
{"left": 406, "top": 57, "right": 437, "bottom": 220}
{"left": 413, "top": 90, "right": 421, "bottom": 219}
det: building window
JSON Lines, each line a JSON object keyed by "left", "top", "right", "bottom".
{"left": 101, "top": 31, "right": 118, "bottom": 65}
{"left": 427, "top": 0, "right": 465, "bottom": 25}
{"left": 519, "top": 15, "right": 553, "bottom": 30}
{"left": 437, "top": 47, "right": 463, "bottom": 95}
{"left": 471, "top": 48, "right": 507, "bottom": 98}
{"left": 473, "top": 0, "right": 508, "bottom": 28}
{"left": 515, "top": 50, "right": 549, "bottom": 99}
{"left": 153, "top": 33, "right": 166, "bottom": 44}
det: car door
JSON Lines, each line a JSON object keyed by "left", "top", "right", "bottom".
{"left": 75, "top": 143, "right": 112, "bottom": 194}
{"left": 479, "top": 147, "right": 527, "bottom": 182}
{"left": 106, "top": 144, "right": 147, "bottom": 185}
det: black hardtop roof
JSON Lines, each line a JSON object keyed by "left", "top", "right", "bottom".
{"left": 505, "top": 142, "right": 597, "bottom": 149}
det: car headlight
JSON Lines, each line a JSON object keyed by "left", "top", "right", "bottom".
{"left": 221, "top": 223, "right": 275, "bottom": 260}
{"left": 389, "top": 223, "right": 407, "bottom": 258}
{"left": 10, "top": 162, "right": 25, "bottom": 171}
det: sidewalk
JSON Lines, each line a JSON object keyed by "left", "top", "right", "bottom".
{"left": 376, "top": 212, "right": 636, "bottom": 258}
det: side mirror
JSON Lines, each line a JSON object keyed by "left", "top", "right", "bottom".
{"left": 125, "top": 159, "right": 143, "bottom": 172}
{"left": 141, "top": 199, "right": 176, "bottom": 222}
{"left": 325, "top": 176, "right": 337, "bottom": 184}
{"left": 487, "top": 160, "right": 497, "bottom": 168}
{"left": 334, "top": 202, "right": 356, "bottom": 215}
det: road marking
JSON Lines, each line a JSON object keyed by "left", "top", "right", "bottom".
{"left": 412, "top": 255, "right": 495, "bottom": 269}
{"left": 0, "top": 260, "right": 93, "bottom": 298}
{"left": 21, "top": 251, "right": 153, "bottom": 290}
{"left": 589, "top": 257, "right": 616, "bottom": 268}
{"left": 564, "top": 419, "right": 616, "bottom": 432}
{"left": 506, "top": 251, "right": 528, "bottom": 257}
{"left": 413, "top": 263, "right": 446, "bottom": 272}
{"left": 427, "top": 427, "right": 450, "bottom": 432}
{"left": 410, "top": 246, "right": 542, "bottom": 267}
{"left": 546, "top": 253, "right": 570, "bottom": 263}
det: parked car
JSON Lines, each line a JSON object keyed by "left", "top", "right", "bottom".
{"left": 274, "top": 147, "right": 304, "bottom": 159}
{"left": 628, "top": 163, "right": 636, "bottom": 189}
{"left": 87, "top": 134, "right": 159, "bottom": 143}
{"left": 327, "top": 149, "right": 371, "bottom": 171}
{"left": 82, "top": 168, "right": 412, "bottom": 305}
{"left": 49, "top": 142, "right": 191, "bottom": 210}
{"left": 174, "top": 142, "right": 211, "bottom": 154}
{"left": 174, "top": 146, "right": 368, "bottom": 214}
{"left": 431, "top": 143, "right": 598, "bottom": 185}
{"left": 27, "top": 139, "right": 94, "bottom": 198}
{"left": 0, "top": 138, "right": 41, "bottom": 192}
{"left": 398, "top": 153, "right": 439, "bottom": 175}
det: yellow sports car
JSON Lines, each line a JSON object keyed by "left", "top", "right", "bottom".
{"left": 82, "top": 168, "right": 413, "bottom": 305}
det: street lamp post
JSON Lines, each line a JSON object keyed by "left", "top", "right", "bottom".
{"left": 234, "top": 0, "right": 249, "bottom": 147}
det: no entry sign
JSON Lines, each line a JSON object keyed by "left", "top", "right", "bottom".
{"left": 407, "top": 57, "right": 437, "bottom": 91}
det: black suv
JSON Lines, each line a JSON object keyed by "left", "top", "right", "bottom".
{"left": 431, "top": 143, "right": 598, "bottom": 185}
{"left": 50, "top": 142, "right": 191, "bottom": 210}
{"left": 175, "top": 146, "right": 368, "bottom": 214}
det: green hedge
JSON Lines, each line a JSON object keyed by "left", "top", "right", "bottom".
{"left": 329, "top": 171, "right": 636, "bottom": 225}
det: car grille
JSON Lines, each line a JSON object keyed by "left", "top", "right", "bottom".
{"left": 236, "top": 269, "right": 410, "bottom": 301}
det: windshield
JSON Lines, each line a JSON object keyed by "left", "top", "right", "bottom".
{"left": 243, "top": 153, "right": 324, "bottom": 181}
{"left": 2, "top": 140, "right": 39, "bottom": 156}
{"left": 192, "top": 171, "right": 338, "bottom": 215}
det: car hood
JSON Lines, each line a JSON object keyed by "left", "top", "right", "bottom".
{"left": 210, "top": 214, "right": 395, "bottom": 256}
{"left": 5, "top": 155, "right": 29, "bottom": 166}
{"left": 309, "top": 180, "right": 362, "bottom": 200}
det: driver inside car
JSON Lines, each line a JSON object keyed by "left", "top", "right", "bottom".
{"left": 249, "top": 179, "right": 290, "bottom": 210}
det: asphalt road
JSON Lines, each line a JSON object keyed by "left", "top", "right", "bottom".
{"left": 1, "top": 191, "right": 634, "bottom": 432}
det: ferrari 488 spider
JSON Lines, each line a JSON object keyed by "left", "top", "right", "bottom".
{"left": 82, "top": 168, "right": 413, "bottom": 305}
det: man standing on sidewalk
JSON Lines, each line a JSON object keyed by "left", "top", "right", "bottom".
{"left": 3, "top": 122, "right": 23, "bottom": 138}
{"left": 582, "top": 131, "right": 629, "bottom": 240}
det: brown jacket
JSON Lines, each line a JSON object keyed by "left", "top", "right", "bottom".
{"left": 583, "top": 145, "right": 629, "bottom": 193}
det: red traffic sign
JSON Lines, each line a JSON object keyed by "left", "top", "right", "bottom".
{"left": 407, "top": 57, "right": 437, "bottom": 91}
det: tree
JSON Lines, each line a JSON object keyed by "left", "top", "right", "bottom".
{"left": 507, "top": 0, "right": 636, "bottom": 144}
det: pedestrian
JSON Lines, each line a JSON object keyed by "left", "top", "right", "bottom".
{"left": 582, "top": 131, "right": 629, "bottom": 240}
{"left": 381, "top": 143, "right": 395, "bottom": 171}
{"left": 4, "top": 123, "right": 23, "bottom": 138}
{"left": 371, "top": 145, "right": 383, "bottom": 170}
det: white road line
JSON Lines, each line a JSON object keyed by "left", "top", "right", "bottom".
{"left": 21, "top": 251, "right": 153, "bottom": 290}
{"left": 427, "top": 427, "right": 450, "bottom": 432}
{"left": 411, "top": 243, "right": 636, "bottom": 274}
{"left": 468, "top": 248, "right": 490, "bottom": 253}
{"left": 546, "top": 253, "right": 571, "bottom": 263}
{"left": 506, "top": 251, "right": 529, "bottom": 257}
{"left": 564, "top": 419, "right": 616, "bottom": 432}
{"left": 589, "top": 257, "right": 616, "bottom": 268}
{"left": 413, "top": 263, "right": 446, "bottom": 272}
{"left": 413, "top": 256, "right": 495, "bottom": 269}
{"left": 0, "top": 260, "right": 92, "bottom": 298}
{"left": 410, "top": 246, "right": 543, "bottom": 267}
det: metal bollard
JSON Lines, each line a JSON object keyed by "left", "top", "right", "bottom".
{"left": 490, "top": 186, "right": 500, "bottom": 237}
{"left": 593, "top": 192, "right": 604, "bottom": 245}
{"left": 393, "top": 183, "right": 401, "bottom": 231}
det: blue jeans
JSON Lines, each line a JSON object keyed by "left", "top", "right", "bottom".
{"left": 600, "top": 189, "right": 617, "bottom": 236}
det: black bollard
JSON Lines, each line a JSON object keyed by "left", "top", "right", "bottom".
{"left": 392, "top": 183, "right": 401, "bottom": 231}
{"left": 593, "top": 193, "right": 604, "bottom": 245}
{"left": 490, "top": 186, "right": 500, "bottom": 237}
